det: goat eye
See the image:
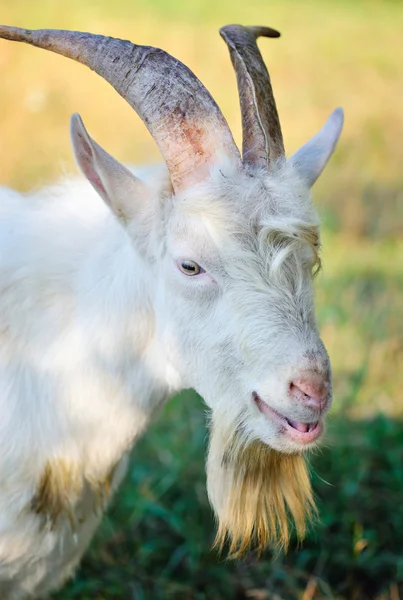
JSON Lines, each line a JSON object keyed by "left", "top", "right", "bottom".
{"left": 177, "top": 260, "right": 204, "bottom": 276}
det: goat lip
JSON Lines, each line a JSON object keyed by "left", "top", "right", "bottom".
{"left": 253, "top": 393, "right": 323, "bottom": 444}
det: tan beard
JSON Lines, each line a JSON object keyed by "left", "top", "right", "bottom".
{"left": 206, "top": 416, "right": 317, "bottom": 558}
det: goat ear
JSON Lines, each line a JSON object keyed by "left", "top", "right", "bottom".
{"left": 70, "top": 114, "right": 149, "bottom": 223}
{"left": 288, "top": 108, "right": 344, "bottom": 187}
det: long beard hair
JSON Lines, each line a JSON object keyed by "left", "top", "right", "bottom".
{"left": 206, "top": 415, "right": 317, "bottom": 558}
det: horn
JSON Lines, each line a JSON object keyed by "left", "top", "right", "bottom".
{"left": 220, "top": 24, "right": 284, "bottom": 168}
{"left": 0, "top": 26, "right": 241, "bottom": 191}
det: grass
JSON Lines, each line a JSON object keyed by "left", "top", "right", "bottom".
{"left": 0, "top": 0, "right": 402, "bottom": 598}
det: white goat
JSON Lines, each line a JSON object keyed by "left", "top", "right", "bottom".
{"left": 0, "top": 24, "right": 343, "bottom": 599}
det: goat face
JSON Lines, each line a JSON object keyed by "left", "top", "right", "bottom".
{"left": 160, "top": 160, "right": 330, "bottom": 455}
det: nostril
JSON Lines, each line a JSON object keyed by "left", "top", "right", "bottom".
{"left": 289, "top": 374, "right": 330, "bottom": 408}
{"left": 289, "top": 382, "right": 309, "bottom": 400}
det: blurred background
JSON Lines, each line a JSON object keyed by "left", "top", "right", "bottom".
{"left": 0, "top": 0, "right": 402, "bottom": 598}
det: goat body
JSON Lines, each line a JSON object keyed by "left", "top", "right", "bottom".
{"left": 0, "top": 23, "right": 344, "bottom": 599}
{"left": 0, "top": 169, "right": 173, "bottom": 597}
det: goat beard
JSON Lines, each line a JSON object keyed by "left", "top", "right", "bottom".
{"left": 206, "top": 414, "right": 317, "bottom": 558}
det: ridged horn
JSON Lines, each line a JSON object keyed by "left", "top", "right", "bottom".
{"left": 220, "top": 24, "right": 284, "bottom": 168}
{"left": 0, "top": 25, "right": 241, "bottom": 191}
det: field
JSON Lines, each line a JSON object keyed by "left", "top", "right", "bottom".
{"left": 0, "top": 0, "right": 402, "bottom": 598}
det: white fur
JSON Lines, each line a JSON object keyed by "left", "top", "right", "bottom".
{"left": 0, "top": 106, "right": 342, "bottom": 598}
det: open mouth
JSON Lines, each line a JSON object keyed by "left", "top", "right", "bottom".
{"left": 253, "top": 392, "right": 322, "bottom": 444}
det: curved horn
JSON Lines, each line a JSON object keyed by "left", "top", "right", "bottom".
{"left": 0, "top": 25, "right": 241, "bottom": 191}
{"left": 220, "top": 24, "right": 284, "bottom": 169}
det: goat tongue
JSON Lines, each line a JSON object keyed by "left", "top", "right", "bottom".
{"left": 286, "top": 418, "right": 310, "bottom": 433}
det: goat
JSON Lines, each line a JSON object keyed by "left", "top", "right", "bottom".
{"left": 0, "top": 23, "right": 343, "bottom": 599}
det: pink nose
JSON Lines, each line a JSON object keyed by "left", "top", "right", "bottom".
{"left": 289, "top": 372, "right": 330, "bottom": 410}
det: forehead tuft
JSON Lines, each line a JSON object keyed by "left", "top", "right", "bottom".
{"left": 170, "top": 160, "right": 318, "bottom": 240}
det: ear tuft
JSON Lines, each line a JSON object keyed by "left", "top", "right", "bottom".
{"left": 70, "top": 114, "right": 108, "bottom": 199}
{"left": 289, "top": 108, "right": 344, "bottom": 187}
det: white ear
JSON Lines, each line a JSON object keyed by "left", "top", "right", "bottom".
{"left": 70, "top": 113, "right": 150, "bottom": 223}
{"left": 288, "top": 108, "right": 344, "bottom": 187}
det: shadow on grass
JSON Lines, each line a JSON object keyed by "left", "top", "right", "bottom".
{"left": 54, "top": 392, "right": 403, "bottom": 600}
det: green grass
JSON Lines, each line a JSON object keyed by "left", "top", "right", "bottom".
{"left": 0, "top": 0, "right": 402, "bottom": 598}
